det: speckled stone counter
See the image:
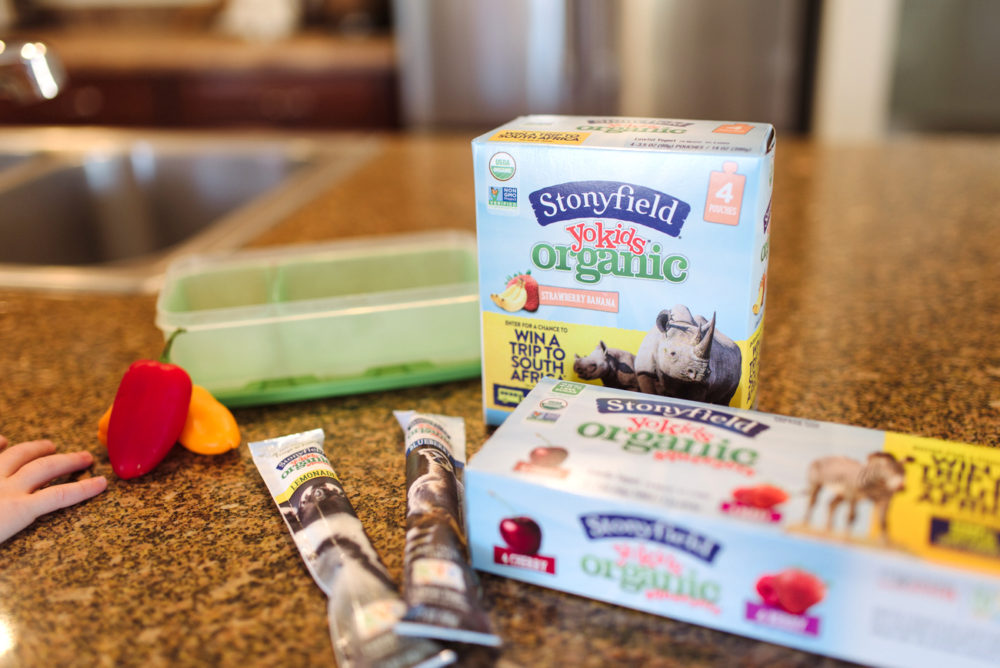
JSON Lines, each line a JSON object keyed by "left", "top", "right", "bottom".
{"left": 1, "top": 134, "right": 998, "bottom": 667}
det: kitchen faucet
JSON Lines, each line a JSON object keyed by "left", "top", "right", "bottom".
{"left": 0, "top": 39, "right": 64, "bottom": 102}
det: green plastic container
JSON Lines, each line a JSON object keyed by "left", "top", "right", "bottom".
{"left": 155, "top": 231, "right": 480, "bottom": 406}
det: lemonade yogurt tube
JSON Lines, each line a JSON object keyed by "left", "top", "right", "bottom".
{"left": 394, "top": 411, "right": 501, "bottom": 647}
{"left": 249, "top": 428, "right": 456, "bottom": 668}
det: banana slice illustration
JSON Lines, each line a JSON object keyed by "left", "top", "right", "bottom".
{"left": 490, "top": 278, "right": 528, "bottom": 312}
{"left": 752, "top": 273, "right": 767, "bottom": 315}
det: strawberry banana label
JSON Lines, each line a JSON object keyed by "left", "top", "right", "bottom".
{"left": 472, "top": 116, "right": 775, "bottom": 426}
{"left": 465, "top": 379, "right": 1000, "bottom": 668}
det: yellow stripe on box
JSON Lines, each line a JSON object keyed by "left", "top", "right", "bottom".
{"left": 883, "top": 432, "right": 1000, "bottom": 576}
{"left": 732, "top": 316, "right": 764, "bottom": 409}
{"left": 490, "top": 130, "right": 590, "bottom": 145}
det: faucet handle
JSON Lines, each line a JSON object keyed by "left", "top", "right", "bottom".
{"left": 0, "top": 40, "right": 66, "bottom": 103}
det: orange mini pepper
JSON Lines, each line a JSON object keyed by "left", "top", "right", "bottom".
{"left": 98, "top": 406, "right": 112, "bottom": 445}
{"left": 178, "top": 385, "right": 240, "bottom": 455}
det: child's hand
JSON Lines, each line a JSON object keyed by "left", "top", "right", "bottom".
{"left": 0, "top": 435, "right": 108, "bottom": 545}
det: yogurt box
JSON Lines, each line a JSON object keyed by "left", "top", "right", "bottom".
{"left": 472, "top": 115, "right": 775, "bottom": 426}
{"left": 465, "top": 378, "right": 1000, "bottom": 668}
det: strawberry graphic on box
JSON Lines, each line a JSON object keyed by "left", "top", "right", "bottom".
{"left": 755, "top": 569, "right": 825, "bottom": 615}
{"left": 721, "top": 484, "right": 788, "bottom": 523}
{"left": 733, "top": 484, "right": 788, "bottom": 510}
{"left": 747, "top": 568, "right": 825, "bottom": 636}
{"left": 509, "top": 271, "right": 540, "bottom": 312}
{"left": 490, "top": 271, "right": 540, "bottom": 313}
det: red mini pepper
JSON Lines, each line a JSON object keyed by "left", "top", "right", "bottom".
{"left": 106, "top": 331, "right": 192, "bottom": 480}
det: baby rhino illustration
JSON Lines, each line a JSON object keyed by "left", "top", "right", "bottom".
{"left": 635, "top": 305, "right": 741, "bottom": 405}
{"left": 573, "top": 341, "right": 639, "bottom": 391}
{"left": 804, "top": 452, "right": 906, "bottom": 541}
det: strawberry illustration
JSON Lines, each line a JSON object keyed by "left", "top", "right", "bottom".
{"left": 773, "top": 569, "right": 825, "bottom": 614}
{"left": 733, "top": 484, "right": 788, "bottom": 509}
{"left": 506, "top": 271, "right": 540, "bottom": 312}
{"left": 755, "top": 574, "right": 781, "bottom": 608}
{"left": 756, "top": 569, "right": 825, "bottom": 615}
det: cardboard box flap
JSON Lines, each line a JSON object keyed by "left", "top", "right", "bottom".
{"left": 475, "top": 115, "right": 774, "bottom": 156}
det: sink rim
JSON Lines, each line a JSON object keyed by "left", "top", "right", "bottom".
{"left": 0, "top": 127, "right": 380, "bottom": 294}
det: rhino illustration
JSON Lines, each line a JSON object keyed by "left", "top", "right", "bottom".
{"left": 635, "top": 305, "right": 741, "bottom": 405}
{"left": 573, "top": 341, "right": 639, "bottom": 391}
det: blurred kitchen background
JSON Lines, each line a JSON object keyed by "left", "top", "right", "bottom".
{"left": 0, "top": 0, "right": 997, "bottom": 139}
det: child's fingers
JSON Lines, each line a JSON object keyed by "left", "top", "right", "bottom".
{"left": 0, "top": 435, "right": 8, "bottom": 451}
{"left": 27, "top": 476, "right": 108, "bottom": 518}
{"left": 0, "top": 439, "right": 56, "bottom": 478}
{"left": 9, "top": 451, "right": 95, "bottom": 492}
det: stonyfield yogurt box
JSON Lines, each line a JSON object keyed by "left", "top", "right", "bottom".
{"left": 465, "top": 378, "right": 1000, "bottom": 668}
{"left": 472, "top": 115, "right": 775, "bottom": 426}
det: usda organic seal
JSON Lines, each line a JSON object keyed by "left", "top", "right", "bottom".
{"left": 489, "top": 152, "right": 516, "bottom": 181}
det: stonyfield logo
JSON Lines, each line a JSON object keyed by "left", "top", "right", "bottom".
{"left": 529, "top": 181, "right": 690, "bottom": 238}
{"left": 275, "top": 446, "right": 326, "bottom": 470}
{"left": 596, "top": 397, "right": 769, "bottom": 437}
{"left": 580, "top": 513, "right": 721, "bottom": 564}
{"left": 583, "top": 119, "right": 695, "bottom": 129}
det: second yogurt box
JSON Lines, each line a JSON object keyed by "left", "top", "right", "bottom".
{"left": 472, "top": 115, "right": 775, "bottom": 425}
{"left": 465, "top": 378, "right": 1000, "bottom": 668}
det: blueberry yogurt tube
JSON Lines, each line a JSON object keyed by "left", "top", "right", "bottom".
{"left": 394, "top": 411, "right": 502, "bottom": 647}
{"left": 249, "top": 428, "right": 456, "bottom": 668}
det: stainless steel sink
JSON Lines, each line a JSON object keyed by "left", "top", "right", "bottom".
{"left": 0, "top": 152, "right": 34, "bottom": 171}
{"left": 0, "top": 128, "right": 378, "bottom": 293}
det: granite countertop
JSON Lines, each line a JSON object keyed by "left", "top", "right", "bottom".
{"left": 1, "top": 133, "right": 998, "bottom": 667}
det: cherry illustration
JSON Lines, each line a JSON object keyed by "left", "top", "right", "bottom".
{"left": 529, "top": 446, "right": 568, "bottom": 468}
{"left": 500, "top": 516, "right": 542, "bottom": 555}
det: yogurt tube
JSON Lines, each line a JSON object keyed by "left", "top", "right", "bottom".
{"left": 249, "top": 428, "right": 456, "bottom": 668}
{"left": 394, "top": 411, "right": 501, "bottom": 647}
